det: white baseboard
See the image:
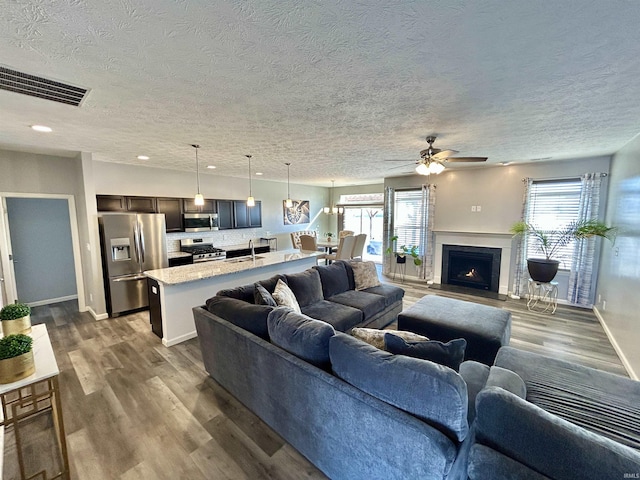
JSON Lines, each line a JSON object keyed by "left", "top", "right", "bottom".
{"left": 162, "top": 330, "right": 197, "bottom": 347}
{"left": 27, "top": 294, "right": 78, "bottom": 308}
{"left": 85, "top": 306, "right": 109, "bottom": 320}
{"left": 593, "top": 306, "right": 638, "bottom": 380}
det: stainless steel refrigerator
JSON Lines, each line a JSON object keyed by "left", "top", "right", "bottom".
{"left": 99, "top": 214, "right": 168, "bottom": 316}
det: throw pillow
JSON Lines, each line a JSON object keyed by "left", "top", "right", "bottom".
{"left": 272, "top": 279, "right": 301, "bottom": 314}
{"left": 254, "top": 283, "right": 277, "bottom": 306}
{"left": 267, "top": 307, "right": 336, "bottom": 369}
{"left": 384, "top": 334, "right": 467, "bottom": 372}
{"left": 351, "top": 327, "right": 429, "bottom": 350}
{"left": 349, "top": 261, "right": 381, "bottom": 290}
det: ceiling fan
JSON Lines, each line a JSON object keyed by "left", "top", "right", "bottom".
{"left": 386, "top": 136, "right": 488, "bottom": 176}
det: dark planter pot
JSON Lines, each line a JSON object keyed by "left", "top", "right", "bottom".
{"left": 396, "top": 254, "right": 407, "bottom": 264}
{"left": 527, "top": 258, "right": 560, "bottom": 283}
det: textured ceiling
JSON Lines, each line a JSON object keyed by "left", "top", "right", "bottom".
{"left": 1, "top": 1, "right": 640, "bottom": 186}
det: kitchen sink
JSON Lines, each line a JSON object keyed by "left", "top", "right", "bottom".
{"left": 225, "top": 256, "right": 265, "bottom": 263}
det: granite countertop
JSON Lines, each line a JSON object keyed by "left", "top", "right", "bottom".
{"left": 145, "top": 249, "right": 321, "bottom": 285}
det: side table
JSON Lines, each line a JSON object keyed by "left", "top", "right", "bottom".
{"left": 0, "top": 324, "right": 69, "bottom": 480}
{"left": 527, "top": 279, "right": 558, "bottom": 314}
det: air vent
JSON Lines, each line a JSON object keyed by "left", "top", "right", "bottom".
{"left": 0, "top": 66, "right": 88, "bottom": 106}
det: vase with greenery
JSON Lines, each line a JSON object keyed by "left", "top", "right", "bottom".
{"left": 0, "top": 333, "right": 34, "bottom": 383}
{"left": 0, "top": 302, "right": 32, "bottom": 336}
{"left": 385, "top": 235, "right": 423, "bottom": 266}
{"left": 325, "top": 232, "right": 334, "bottom": 242}
{"left": 510, "top": 219, "right": 616, "bottom": 282}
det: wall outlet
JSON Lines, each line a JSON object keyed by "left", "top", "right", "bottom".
{"left": 471, "top": 206, "right": 476, "bottom": 212}
{"left": 476, "top": 205, "right": 482, "bottom": 212}
{"left": 89, "top": 293, "right": 93, "bottom": 302}
{"left": 602, "top": 300, "right": 606, "bottom": 311}
{"left": 598, "top": 294, "right": 601, "bottom": 303}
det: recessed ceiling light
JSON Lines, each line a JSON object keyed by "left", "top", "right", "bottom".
{"left": 206, "top": 165, "right": 216, "bottom": 169}
{"left": 31, "top": 125, "right": 52, "bottom": 132}
{"left": 256, "top": 172, "right": 263, "bottom": 176}
{"left": 137, "top": 155, "right": 150, "bottom": 160}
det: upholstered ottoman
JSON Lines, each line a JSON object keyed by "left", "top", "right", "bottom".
{"left": 398, "top": 295, "right": 511, "bottom": 365}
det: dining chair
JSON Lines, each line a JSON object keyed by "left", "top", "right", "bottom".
{"left": 290, "top": 230, "right": 316, "bottom": 249}
{"left": 338, "top": 230, "right": 354, "bottom": 238}
{"left": 299, "top": 234, "right": 319, "bottom": 252}
{"left": 351, "top": 233, "right": 367, "bottom": 260}
{"left": 325, "top": 235, "right": 357, "bottom": 263}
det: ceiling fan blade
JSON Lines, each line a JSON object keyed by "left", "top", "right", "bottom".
{"left": 444, "top": 157, "right": 488, "bottom": 163}
{"left": 384, "top": 159, "right": 419, "bottom": 162}
{"left": 387, "top": 162, "right": 417, "bottom": 170}
{"left": 432, "top": 149, "right": 459, "bottom": 159}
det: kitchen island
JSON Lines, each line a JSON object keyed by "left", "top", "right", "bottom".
{"left": 145, "top": 249, "right": 322, "bottom": 346}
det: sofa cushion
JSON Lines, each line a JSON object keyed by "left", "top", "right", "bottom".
{"left": 352, "top": 327, "right": 429, "bottom": 350}
{"left": 272, "top": 279, "right": 301, "bottom": 314}
{"left": 284, "top": 268, "right": 324, "bottom": 308}
{"left": 267, "top": 307, "right": 335, "bottom": 369}
{"left": 350, "top": 261, "right": 381, "bottom": 290}
{"left": 257, "top": 274, "right": 286, "bottom": 294}
{"left": 314, "top": 262, "right": 350, "bottom": 298}
{"left": 205, "top": 295, "right": 272, "bottom": 339}
{"left": 301, "top": 300, "right": 362, "bottom": 332}
{"left": 330, "top": 332, "right": 469, "bottom": 442}
{"left": 217, "top": 283, "right": 255, "bottom": 303}
{"left": 327, "top": 290, "right": 386, "bottom": 321}
{"left": 361, "top": 284, "right": 405, "bottom": 307}
{"left": 485, "top": 366, "right": 526, "bottom": 399}
{"left": 254, "top": 283, "right": 277, "bottom": 306}
{"left": 385, "top": 335, "right": 467, "bottom": 372}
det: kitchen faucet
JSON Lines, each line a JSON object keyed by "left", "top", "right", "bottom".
{"left": 249, "top": 239, "right": 255, "bottom": 260}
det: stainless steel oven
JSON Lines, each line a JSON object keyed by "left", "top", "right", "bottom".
{"left": 183, "top": 213, "right": 219, "bottom": 232}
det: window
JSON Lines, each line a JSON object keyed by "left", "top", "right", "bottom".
{"left": 393, "top": 189, "right": 425, "bottom": 255}
{"left": 525, "top": 179, "right": 581, "bottom": 268}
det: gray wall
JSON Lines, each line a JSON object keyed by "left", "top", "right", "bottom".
{"left": 5, "top": 198, "right": 76, "bottom": 303}
{"left": 385, "top": 156, "right": 612, "bottom": 290}
{"left": 596, "top": 135, "right": 640, "bottom": 378}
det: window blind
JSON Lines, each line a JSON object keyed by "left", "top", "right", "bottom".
{"left": 526, "top": 179, "right": 582, "bottom": 268}
{"left": 393, "top": 189, "right": 425, "bottom": 254}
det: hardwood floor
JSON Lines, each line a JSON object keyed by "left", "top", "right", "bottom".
{"left": 7, "top": 276, "right": 626, "bottom": 479}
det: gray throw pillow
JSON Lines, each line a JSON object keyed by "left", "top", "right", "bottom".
{"left": 254, "top": 283, "right": 277, "bottom": 306}
{"left": 384, "top": 334, "right": 467, "bottom": 372}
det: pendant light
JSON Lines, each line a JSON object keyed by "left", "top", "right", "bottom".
{"left": 245, "top": 154, "right": 255, "bottom": 207}
{"left": 323, "top": 180, "right": 343, "bottom": 215}
{"left": 285, "top": 162, "right": 293, "bottom": 208}
{"left": 192, "top": 144, "right": 204, "bottom": 206}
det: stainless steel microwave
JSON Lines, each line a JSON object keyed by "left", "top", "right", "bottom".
{"left": 184, "top": 213, "right": 219, "bottom": 232}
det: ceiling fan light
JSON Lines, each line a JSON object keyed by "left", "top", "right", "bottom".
{"left": 194, "top": 193, "right": 204, "bottom": 206}
{"left": 415, "top": 163, "right": 430, "bottom": 175}
{"left": 429, "top": 161, "right": 446, "bottom": 174}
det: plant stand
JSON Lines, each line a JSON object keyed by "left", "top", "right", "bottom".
{"left": 392, "top": 261, "right": 406, "bottom": 283}
{"left": 527, "top": 279, "right": 558, "bottom": 314}
{"left": 0, "top": 324, "right": 69, "bottom": 480}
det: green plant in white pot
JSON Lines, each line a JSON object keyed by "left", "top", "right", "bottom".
{"left": 510, "top": 219, "right": 616, "bottom": 282}
{"left": 385, "top": 236, "right": 423, "bottom": 266}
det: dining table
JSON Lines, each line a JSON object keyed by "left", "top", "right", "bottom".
{"left": 316, "top": 238, "right": 339, "bottom": 253}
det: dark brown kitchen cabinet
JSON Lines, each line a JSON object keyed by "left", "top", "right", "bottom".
{"left": 233, "top": 200, "right": 262, "bottom": 228}
{"left": 96, "top": 195, "right": 126, "bottom": 212}
{"left": 183, "top": 198, "right": 215, "bottom": 213}
{"left": 126, "top": 196, "right": 156, "bottom": 213}
{"left": 147, "top": 278, "right": 162, "bottom": 338}
{"left": 216, "top": 200, "right": 233, "bottom": 230}
{"left": 156, "top": 197, "right": 184, "bottom": 232}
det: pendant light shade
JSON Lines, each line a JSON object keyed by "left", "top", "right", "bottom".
{"left": 192, "top": 144, "right": 204, "bottom": 206}
{"left": 245, "top": 154, "right": 255, "bottom": 207}
{"left": 285, "top": 162, "right": 293, "bottom": 208}
{"left": 324, "top": 180, "right": 343, "bottom": 215}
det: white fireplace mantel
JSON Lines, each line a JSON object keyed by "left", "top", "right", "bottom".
{"left": 433, "top": 231, "right": 515, "bottom": 295}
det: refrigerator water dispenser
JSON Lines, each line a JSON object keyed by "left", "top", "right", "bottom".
{"left": 111, "top": 238, "right": 131, "bottom": 261}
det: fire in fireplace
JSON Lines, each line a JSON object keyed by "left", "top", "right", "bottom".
{"left": 442, "top": 244, "right": 501, "bottom": 293}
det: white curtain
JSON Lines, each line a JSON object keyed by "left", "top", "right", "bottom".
{"left": 512, "top": 178, "right": 532, "bottom": 297}
{"left": 383, "top": 187, "right": 394, "bottom": 277}
{"left": 567, "top": 173, "right": 603, "bottom": 306}
{"left": 421, "top": 184, "right": 436, "bottom": 280}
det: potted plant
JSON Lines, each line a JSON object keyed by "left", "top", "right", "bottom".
{"left": 385, "top": 236, "right": 423, "bottom": 266}
{"left": 325, "top": 232, "right": 334, "bottom": 242}
{"left": 0, "top": 333, "right": 34, "bottom": 384}
{"left": 0, "top": 302, "right": 32, "bottom": 336}
{"left": 510, "top": 219, "right": 616, "bottom": 282}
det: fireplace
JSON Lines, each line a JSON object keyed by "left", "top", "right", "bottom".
{"left": 442, "top": 244, "right": 501, "bottom": 293}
